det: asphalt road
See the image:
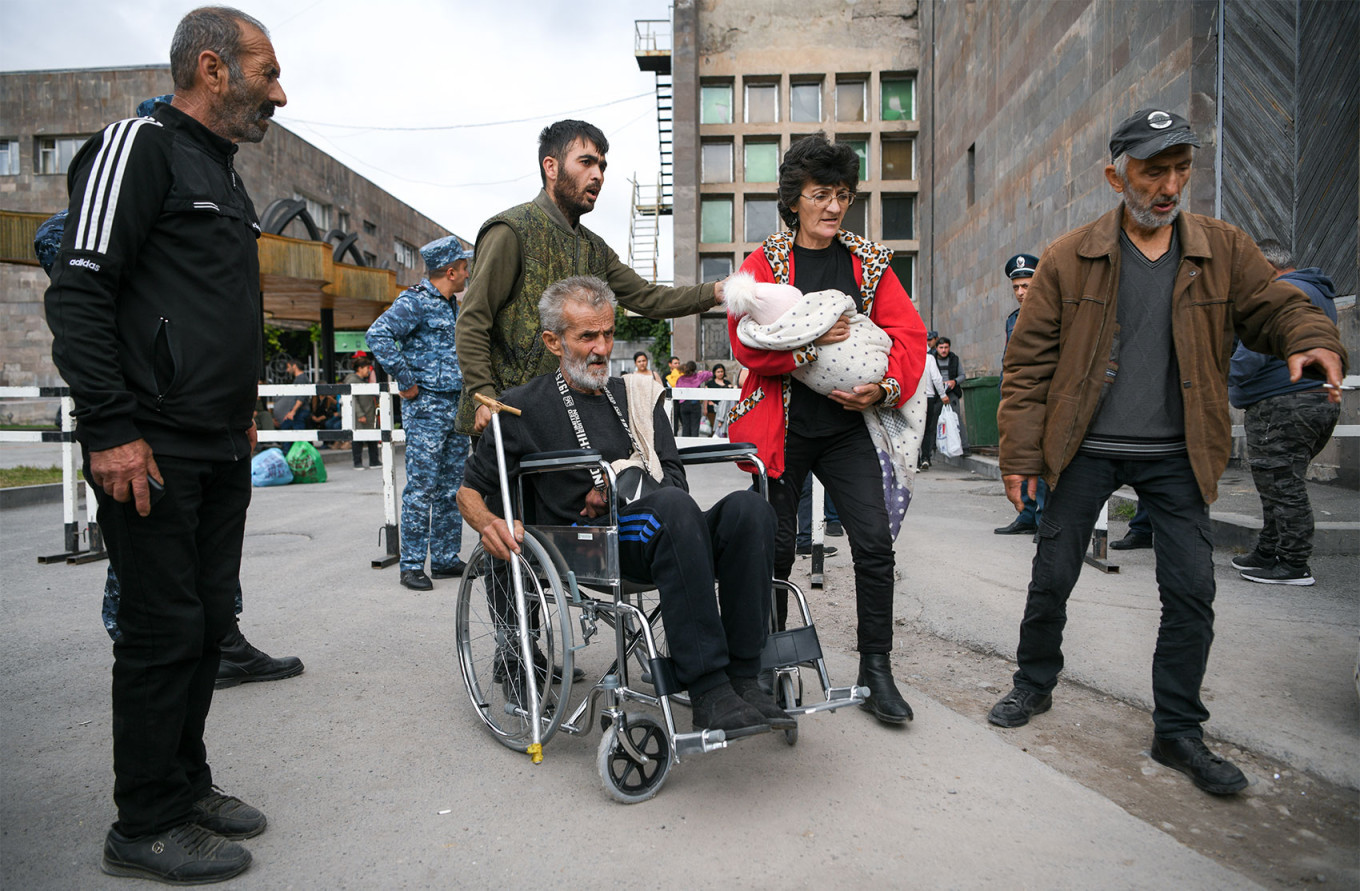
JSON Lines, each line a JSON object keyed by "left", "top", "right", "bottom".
{"left": 1, "top": 455, "right": 1355, "bottom": 888}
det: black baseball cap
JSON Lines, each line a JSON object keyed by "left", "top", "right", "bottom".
{"left": 1004, "top": 253, "right": 1039, "bottom": 280}
{"left": 1109, "top": 108, "right": 1201, "bottom": 160}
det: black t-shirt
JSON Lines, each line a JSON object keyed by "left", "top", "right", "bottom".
{"left": 462, "top": 374, "right": 687, "bottom": 526}
{"left": 788, "top": 240, "right": 864, "bottom": 436}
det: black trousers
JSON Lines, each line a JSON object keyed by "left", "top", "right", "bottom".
{"left": 676, "top": 401, "right": 703, "bottom": 437}
{"left": 770, "top": 423, "right": 896, "bottom": 653}
{"left": 1013, "top": 453, "right": 1215, "bottom": 738}
{"left": 921, "top": 398, "right": 944, "bottom": 463}
{"left": 617, "top": 488, "right": 775, "bottom": 695}
{"left": 88, "top": 453, "right": 250, "bottom": 836}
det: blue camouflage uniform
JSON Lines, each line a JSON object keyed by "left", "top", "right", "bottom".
{"left": 367, "top": 278, "right": 469, "bottom": 572}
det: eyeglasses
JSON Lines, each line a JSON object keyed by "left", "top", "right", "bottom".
{"left": 799, "top": 189, "right": 855, "bottom": 208}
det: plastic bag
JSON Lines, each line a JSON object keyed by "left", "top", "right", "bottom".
{"left": 251, "top": 447, "right": 294, "bottom": 487}
{"left": 937, "top": 405, "right": 963, "bottom": 458}
{"left": 286, "top": 441, "right": 328, "bottom": 484}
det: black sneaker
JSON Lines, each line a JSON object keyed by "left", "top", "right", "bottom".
{"left": 825, "top": 521, "right": 844, "bottom": 537}
{"left": 102, "top": 823, "right": 251, "bottom": 884}
{"left": 192, "top": 787, "right": 266, "bottom": 840}
{"left": 216, "top": 628, "right": 304, "bottom": 689}
{"left": 1151, "top": 736, "right": 1248, "bottom": 795}
{"left": 690, "top": 681, "right": 770, "bottom": 739}
{"left": 1110, "top": 532, "right": 1153, "bottom": 550}
{"left": 1230, "top": 549, "right": 1276, "bottom": 571}
{"left": 987, "top": 686, "right": 1052, "bottom": 728}
{"left": 400, "top": 569, "right": 433, "bottom": 591}
{"left": 1240, "top": 561, "right": 1314, "bottom": 586}
{"left": 795, "top": 543, "right": 839, "bottom": 557}
{"left": 730, "top": 675, "right": 797, "bottom": 730}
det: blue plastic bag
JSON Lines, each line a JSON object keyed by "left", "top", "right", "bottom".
{"left": 251, "top": 447, "right": 294, "bottom": 487}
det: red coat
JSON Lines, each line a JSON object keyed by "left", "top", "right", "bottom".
{"left": 728, "top": 229, "right": 927, "bottom": 480}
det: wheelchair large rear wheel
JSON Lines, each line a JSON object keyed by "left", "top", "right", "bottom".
{"left": 597, "top": 713, "right": 671, "bottom": 804}
{"left": 455, "top": 534, "right": 573, "bottom": 753}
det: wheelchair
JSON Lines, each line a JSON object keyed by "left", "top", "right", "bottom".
{"left": 454, "top": 395, "right": 866, "bottom": 803}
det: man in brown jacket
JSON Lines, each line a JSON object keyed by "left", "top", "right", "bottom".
{"left": 987, "top": 108, "right": 1346, "bottom": 796}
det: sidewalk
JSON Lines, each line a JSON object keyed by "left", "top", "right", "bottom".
{"left": 0, "top": 461, "right": 1318, "bottom": 888}
{"left": 944, "top": 450, "right": 1359, "bottom": 556}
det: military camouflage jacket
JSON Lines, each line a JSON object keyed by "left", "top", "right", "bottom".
{"left": 366, "top": 279, "right": 462, "bottom": 394}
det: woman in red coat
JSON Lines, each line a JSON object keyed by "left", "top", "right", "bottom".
{"left": 728, "top": 133, "right": 927, "bottom": 725}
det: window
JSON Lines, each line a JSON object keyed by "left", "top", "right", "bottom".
{"left": 701, "top": 317, "right": 733, "bottom": 361}
{"left": 394, "top": 239, "right": 418, "bottom": 268}
{"left": 293, "top": 192, "right": 331, "bottom": 230}
{"left": 836, "top": 80, "right": 866, "bottom": 122}
{"left": 701, "top": 141, "right": 733, "bottom": 183}
{"left": 37, "top": 136, "right": 86, "bottom": 175}
{"left": 843, "top": 139, "right": 868, "bottom": 181}
{"left": 882, "top": 194, "right": 915, "bottom": 240}
{"left": 701, "top": 84, "right": 733, "bottom": 125}
{"left": 744, "top": 198, "right": 779, "bottom": 243}
{"left": 743, "top": 141, "right": 779, "bottom": 183}
{"left": 337, "top": 211, "right": 351, "bottom": 233}
{"left": 744, "top": 82, "right": 778, "bottom": 123}
{"left": 362, "top": 251, "right": 378, "bottom": 267}
{"left": 0, "top": 139, "right": 18, "bottom": 175}
{"left": 890, "top": 255, "right": 915, "bottom": 295}
{"left": 700, "top": 255, "right": 733, "bottom": 282}
{"left": 841, "top": 196, "right": 866, "bottom": 235}
{"left": 967, "top": 143, "right": 977, "bottom": 206}
{"left": 701, "top": 198, "right": 733, "bottom": 243}
{"left": 790, "top": 81, "right": 821, "bottom": 123}
{"left": 881, "top": 139, "right": 914, "bottom": 180}
{"left": 881, "top": 77, "right": 915, "bottom": 121}
{"left": 363, "top": 219, "right": 377, "bottom": 235}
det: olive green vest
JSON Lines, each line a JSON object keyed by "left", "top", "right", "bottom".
{"left": 454, "top": 200, "right": 611, "bottom": 433}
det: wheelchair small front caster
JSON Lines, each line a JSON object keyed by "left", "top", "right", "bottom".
{"left": 598, "top": 713, "right": 671, "bottom": 804}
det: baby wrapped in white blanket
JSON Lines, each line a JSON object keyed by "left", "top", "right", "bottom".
{"left": 724, "top": 272, "right": 891, "bottom": 394}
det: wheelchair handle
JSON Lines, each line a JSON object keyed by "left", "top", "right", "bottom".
{"left": 676, "top": 442, "right": 759, "bottom": 465}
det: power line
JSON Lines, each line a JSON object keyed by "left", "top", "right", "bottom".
{"left": 280, "top": 90, "right": 652, "bottom": 133}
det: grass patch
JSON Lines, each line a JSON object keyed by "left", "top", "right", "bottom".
{"left": 0, "top": 465, "right": 76, "bottom": 488}
{"left": 1110, "top": 500, "right": 1137, "bottom": 520}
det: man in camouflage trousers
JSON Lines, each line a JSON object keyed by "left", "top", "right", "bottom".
{"left": 367, "top": 236, "right": 473, "bottom": 591}
{"left": 1228, "top": 238, "right": 1342, "bottom": 586}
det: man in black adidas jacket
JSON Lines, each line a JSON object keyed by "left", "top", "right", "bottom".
{"left": 43, "top": 7, "right": 286, "bottom": 884}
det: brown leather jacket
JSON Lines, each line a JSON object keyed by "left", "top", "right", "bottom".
{"left": 999, "top": 206, "right": 1347, "bottom": 504}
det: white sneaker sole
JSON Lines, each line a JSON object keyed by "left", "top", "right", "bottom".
{"left": 1239, "top": 571, "right": 1314, "bottom": 586}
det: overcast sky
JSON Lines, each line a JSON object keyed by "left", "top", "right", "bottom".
{"left": 0, "top": 0, "right": 676, "bottom": 277}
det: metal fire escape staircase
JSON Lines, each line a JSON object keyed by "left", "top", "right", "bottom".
{"left": 629, "top": 18, "right": 674, "bottom": 286}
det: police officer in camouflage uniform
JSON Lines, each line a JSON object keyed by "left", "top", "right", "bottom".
{"left": 367, "top": 236, "right": 473, "bottom": 590}
{"left": 1228, "top": 238, "right": 1342, "bottom": 586}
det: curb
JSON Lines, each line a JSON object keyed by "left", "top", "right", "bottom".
{"left": 942, "top": 452, "right": 1359, "bottom": 556}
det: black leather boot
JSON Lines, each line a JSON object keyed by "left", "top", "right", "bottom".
{"left": 216, "top": 625, "right": 304, "bottom": 689}
{"left": 857, "top": 653, "right": 913, "bottom": 724}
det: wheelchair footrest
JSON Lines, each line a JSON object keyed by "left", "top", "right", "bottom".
{"left": 672, "top": 729, "right": 729, "bottom": 757}
{"left": 786, "top": 685, "right": 868, "bottom": 717}
{"left": 759, "top": 624, "right": 823, "bottom": 670}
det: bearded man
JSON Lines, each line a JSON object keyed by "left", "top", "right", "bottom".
{"left": 454, "top": 120, "right": 723, "bottom": 435}
{"left": 456, "top": 276, "right": 789, "bottom": 738}
{"left": 44, "top": 5, "right": 287, "bottom": 882}
{"left": 985, "top": 108, "right": 1346, "bottom": 797}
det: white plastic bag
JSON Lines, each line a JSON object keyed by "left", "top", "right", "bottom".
{"left": 937, "top": 405, "right": 963, "bottom": 458}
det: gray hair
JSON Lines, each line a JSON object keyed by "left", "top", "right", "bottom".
{"left": 1255, "top": 237, "right": 1294, "bottom": 270}
{"left": 170, "top": 7, "right": 270, "bottom": 91}
{"left": 539, "top": 276, "right": 617, "bottom": 335}
{"left": 1112, "top": 152, "right": 1129, "bottom": 179}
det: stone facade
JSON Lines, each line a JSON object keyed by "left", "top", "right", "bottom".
{"left": 0, "top": 66, "right": 459, "bottom": 421}
{"left": 922, "top": 0, "right": 1356, "bottom": 484}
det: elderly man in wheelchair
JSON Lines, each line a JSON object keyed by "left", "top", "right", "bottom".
{"left": 456, "top": 275, "right": 793, "bottom": 744}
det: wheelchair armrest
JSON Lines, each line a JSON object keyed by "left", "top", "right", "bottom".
{"left": 520, "top": 449, "right": 603, "bottom": 473}
{"left": 677, "top": 442, "right": 759, "bottom": 466}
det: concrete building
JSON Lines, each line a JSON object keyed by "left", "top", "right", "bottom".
{"left": 0, "top": 65, "right": 463, "bottom": 421}
{"left": 656, "top": 0, "right": 923, "bottom": 365}
{"left": 920, "top": 0, "right": 1357, "bottom": 479}
{"left": 646, "top": 0, "right": 1356, "bottom": 480}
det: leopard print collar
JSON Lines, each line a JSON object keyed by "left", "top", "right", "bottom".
{"left": 761, "top": 229, "right": 894, "bottom": 316}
